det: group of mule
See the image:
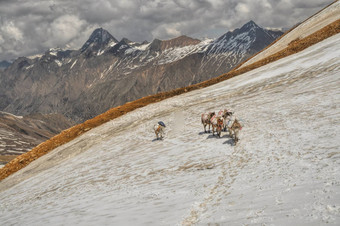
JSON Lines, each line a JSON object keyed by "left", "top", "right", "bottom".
{"left": 153, "top": 109, "right": 242, "bottom": 144}
{"left": 201, "top": 109, "right": 242, "bottom": 144}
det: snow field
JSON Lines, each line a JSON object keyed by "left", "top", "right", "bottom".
{"left": 0, "top": 34, "right": 339, "bottom": 225}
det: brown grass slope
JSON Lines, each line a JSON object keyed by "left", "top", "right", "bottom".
{"left": 0, "top": 19, "right": 339, "bottom": 181}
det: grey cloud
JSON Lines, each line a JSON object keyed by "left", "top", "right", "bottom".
{"left": 0, "top": 0, "right": 335, "bottom": 61}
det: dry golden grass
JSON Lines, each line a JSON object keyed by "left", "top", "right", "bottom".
{"left": 0, "top": 19, "right": 339, "bottom": 181}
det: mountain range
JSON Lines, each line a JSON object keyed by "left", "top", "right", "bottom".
{"left": 0, "top": 21, "right": 282, "bottom": 123}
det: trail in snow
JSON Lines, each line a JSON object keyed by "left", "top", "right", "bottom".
{"left": 0, "top": 34, "right": 339, "bottom": 225}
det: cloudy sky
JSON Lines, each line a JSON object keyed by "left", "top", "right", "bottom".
{"left": 0, "top": 0, "right": 334, "bottom": 61}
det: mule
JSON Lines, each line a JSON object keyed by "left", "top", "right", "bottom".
{"left": 154, "top": 122, "right": 166, "bottom": 140}
{"left": 201, "top": 112, "right": 215, "bottom": 133}
{"left": 210, "top": 115, "right": 225, "bottom": 137}
{"left": 217, "top": 109, "right": 233, "bottom": 131}
{"left": 228, "top": 118, "right": 242, "bottom": 144}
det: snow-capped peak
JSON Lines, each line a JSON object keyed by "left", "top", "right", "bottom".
{"left": 240, "top": 20, "right": 261, "bottom": 31}
{"left": 81, "top": 28, "right": 118, "bottom": 52}
{"left": 205, "top": 20, "right": 283, "bottom": 56}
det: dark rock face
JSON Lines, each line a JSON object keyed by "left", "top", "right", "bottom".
{"left": 81, "top": 28, "right": 118, "bottom": 53}
{"left": 0, "top": 21, "right": 283, "bottom": 123}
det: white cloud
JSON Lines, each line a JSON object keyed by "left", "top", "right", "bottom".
{"left": 0, "top": 35, "right": 4, "bottom": 45}
{"left": 236, "top": 3, "right": 250, "bottom": 14}
{"left": 1, "top": 21, "right": 24, "bottom": 41}
{"left": 44, "top": 15, "right": 87, "bottom": 47}
{"left": 152, "top": 24, "right": 181, "bottom": 40}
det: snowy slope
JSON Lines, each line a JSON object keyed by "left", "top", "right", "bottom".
{"left": 0, "top": 34, "right": 339, "bottom": 225}
{"left": 240, "top": 1, "right": 340, "bottom": 69}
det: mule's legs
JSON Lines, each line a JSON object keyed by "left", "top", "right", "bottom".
{"left": 234, "top": 130, "right": 239, "bottom": 145}
{"left": 227, "top": 127, "right": 232, "bottom": 137}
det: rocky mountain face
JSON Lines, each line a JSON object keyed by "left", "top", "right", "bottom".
{"left": 0, "top": 21, "right": 283, "bottom": 123}
{"left": 0, "top": 111, "right": 73, "bottom": 165}
{"left": 81, "top": 27, "right": 118, "bottom": 57}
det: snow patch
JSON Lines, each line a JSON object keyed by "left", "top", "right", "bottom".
{"left": 157, "top": 40, "right": 212, "bottom": 65}
{"left": 48, "top": 48, "right": 62, "bottom": 56}
{"left": 109, "top": 41, "right": 117, "bottom": 47}
{"left": 97, "top": 49, "right": 105, "bottom": 56}
{"left": 70, "top": 59, "right": 77, "bottom": 69}
{"left": 119, "top": 44, "right": 128, "bottom": 50}
{"left": 0, "top": 111, "right": 23, "bottom": 119}
{"left": 25, "top": 65, "right": 34, "bottom": 70}
{"left": 54, "top": 60, "right": 62, "bottom": 67}
{"left": 26, "top": 54, "right": 43, "bottom": 60}
{"left": 134, "top": 43, "right": 151, "bottom": 51}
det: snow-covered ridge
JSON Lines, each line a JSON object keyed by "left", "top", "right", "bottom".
{"left": 26, "top": 53, "right": 43, "bottom": 60}
{"left": 15, "top": 21, "right": 280, "bottom": 75}
{"left": 48, "top": 47, "right": 64, "bottom": 56}
{"left": 208, "top": 31, "right": 253, "bottom": 55}
{"left": 119, "top": 27, "right": 258, "bottom": 68}
{"left": 156, "top": 39, "right": 213, "bottom": 65}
